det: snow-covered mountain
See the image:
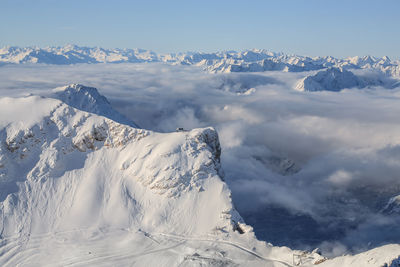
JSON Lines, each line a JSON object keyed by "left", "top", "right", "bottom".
{"left": 0, "top": 45, "right": 158, "bottom": 64}
{"left": 1, "top": 46, "right": 400, "bottom": 77}
{"left": 1, "top": 84, "right": 399, "bottom": 266}
{"left": 0, "top": 86, "right": 318, "bottom": 266}
{"left": 47, "top": 83, "right": 139, "bottom": 127}
{"left": 295, "top": 68, "right": 361, "bottom": 92}
{"left": 295, "top": 67, "right": 400, "bottom": 91}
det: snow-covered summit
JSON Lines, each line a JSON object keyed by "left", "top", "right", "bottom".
{"left": 0, "top": 46, "right": 158, "bottom": 64}
{"left": 295, "top": 67, "right": 400, "bottom": 92}
{"left": 48, "top": 84, "right": 139, "bottom": 127}
{"left": 1, "top": 45, "right": 400, "bottom": 77}
{"left": 295, "top": 67, "right": 361, "bottom": 91}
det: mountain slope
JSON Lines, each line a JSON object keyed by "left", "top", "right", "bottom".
{"left": 0, "top": 93, "right": 305, "bottom": 266}
{"left": 0, "top": 95, "right": 244, "bottom": 234}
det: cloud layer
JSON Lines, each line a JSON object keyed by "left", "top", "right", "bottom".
{"left": 1, "top": 63, "right": 400, "bottom": 256}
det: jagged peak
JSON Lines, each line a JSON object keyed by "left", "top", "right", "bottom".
{"left": 52, "top": 83, "right": 111, "bottom": 108}
{"left": 295, "top": 67, "right": 360, "bottom": 92}
{"left": 49, "top": 84, "right": 139, "bottom": 128}
{"left": 53, "top": 83, "right": 108, "bottom": 100}
{"left": 1, "top": 46, "right": 399, "bottom": 78}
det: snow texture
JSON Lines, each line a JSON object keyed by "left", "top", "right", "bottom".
{"left": 0, "top": 89, "right": 314, "bottom": 266}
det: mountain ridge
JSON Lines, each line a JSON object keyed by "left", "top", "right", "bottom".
{"left": 1, "top": 46, "right": 399, "bottom": 77}
{"left": 295, "top": 67, "right": 400, "bottom": 91}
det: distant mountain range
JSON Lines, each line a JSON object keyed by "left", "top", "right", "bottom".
{"left": 1, "top": 45, "right": 399, "bottom": 77}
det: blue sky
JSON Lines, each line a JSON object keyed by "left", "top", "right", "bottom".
{"left": 1, "top": 0, "right": 399, "bottom": 58}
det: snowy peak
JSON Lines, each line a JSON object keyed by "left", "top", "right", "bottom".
{"left": 295, "top": 67, "right": 400, "bottom": 92}
{"left": 0, "top": 46, "right": 157, "bottom": 64}
{"left": 52, "top": 83, "right": 110, "bottom": 110}
{"left": 49, "top": 84, "right": 139, "bottom": 127}
{"left": 347, "top": 55, "right": 377, "bottom": 67}
{"left": 1, "top": 45, "right": 400, "bottom": 77}
{"left": 296, "top": 67, "right": 361, "bottom": 92}
{"left": 378, "top": 55, "right": 392, "bottom": 66}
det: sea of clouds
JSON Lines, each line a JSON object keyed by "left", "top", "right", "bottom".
{"left": 1, "top": 63, "right": 400, "bottom": 256}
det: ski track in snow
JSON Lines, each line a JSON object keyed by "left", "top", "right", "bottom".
{"left": 154, "top": 232, "right": 293, "bottom": 267}
{"left": 0, "top": 229, "right": 283, "bottom": 266}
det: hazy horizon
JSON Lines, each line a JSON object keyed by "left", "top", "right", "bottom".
{"left": 2, "top": 0, "right": 400, "bottom": 59}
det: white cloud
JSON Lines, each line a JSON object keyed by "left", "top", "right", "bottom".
{"left": 327, "top": 170, "right": 353, "bottom": 186}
